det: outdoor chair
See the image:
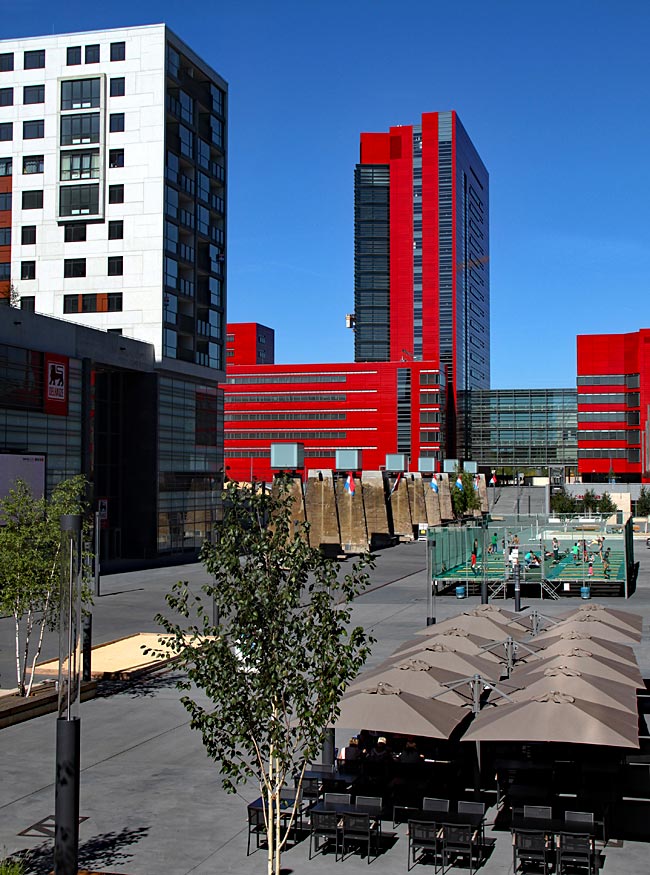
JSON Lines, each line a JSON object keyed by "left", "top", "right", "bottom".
{"left": 423, "top": 797, "right": 450, "bottom": 814}
{"left": 246, "top": 806, "right": 266, "bottom": 856}
{"left": 441, "top": 822, "right": 480, "bottom": 875}
{"left": 564, "top": 811, "right": 594, "bottom": 828}
{"left": 556, "top": 832, "right": 596, "bottom": 875}
{"left": 524, "top": 804, "right": 552, "bottom": 821}
{"left": 355, "top": 795, "right": 383, "bottom": 834}
{"left": 309, "top": 810, "right": 340, "bottom": 860}
{"left": 308, "top": 762, "right": 335, "bottom": 775}
{"left": 458, "top": 801, "right": 485, "bottom": 817}
{"left": 301, "top": 776, "right": 321, "bottom": 806}
{"left": 324, "top": 792, "right": 351, "bottom": 806}
{"left": 279, "top": 787, "right": 304, "bottom": 838}
{"left": 408, "top": 820, "right": 443, "bottom": 872}
{"left": 340, "top": 812, "right": 380, "bottom": 863}
{"left": 512, "top": 829, "right": 552, "bottom": 875}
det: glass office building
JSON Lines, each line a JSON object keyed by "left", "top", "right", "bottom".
{"left": 460, "top": 388, "right": 577, "bottom": 474}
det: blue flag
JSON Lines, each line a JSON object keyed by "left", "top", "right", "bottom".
{"left": 431, "top": 476, "right": 438, "bottom": 493}
{"left": 455, "top": 476, "right": 463, "bottom": 491}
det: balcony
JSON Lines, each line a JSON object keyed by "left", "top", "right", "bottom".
{"left": 179, "top": 278, "right": 195, "bottom": 298}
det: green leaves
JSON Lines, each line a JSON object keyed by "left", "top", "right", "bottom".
{"left": 156, "top": 476, "right": 375, "bottom": 826}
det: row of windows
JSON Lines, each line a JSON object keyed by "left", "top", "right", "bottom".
{"left": 63, "top": 292, "right": 123, "bottom": 313}
{"left": 578, "top": 448, "right": 639, "bottom": 461}
{"left": 226, "top": 374, "right": 348, "bottom": 385}
{"left": 577, "top": 374, "right": 640, "bottom": 387}
{"left": 0, "top": 112, "right": 125, "bottom": 144}
{"left": 225, "top": 412, "right": 347, "bottom": 422}
{"left": 16, "top": 256, "right": 124, "bottom": 280}
{"left": 3, "top": 221, "right": 124, "bottom": 247}
{"left": 0, "top": 184, "right": 125, "bottom": 214}
{"left": 578, "top": 393, "right": 640, "bottom": 406}
{"left": 226, "top": 394, "right": 347, "bottom": 404}
{"left": 578, "top": 410, "right": 640, "bottom": 425}
{"left": 0, "top": 78, "right": 126, "bottom": 110}
{"left": 578, "top": 430, "right": 639, "bottom": 442}
{"left": 224, "top": 431, "right": 347, "bottom": 440}
{"left": 0, "top": 42, "right": 125, "bottom": 73}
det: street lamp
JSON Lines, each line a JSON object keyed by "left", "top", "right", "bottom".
{"left": 55, "top": 514, "right": 83, "bottom": 875}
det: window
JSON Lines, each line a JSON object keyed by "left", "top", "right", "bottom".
{"left": 0, "top": 123, "right": 12, "bottom": 142}
{"left": 108, "top": 184, "right": 124, "bottom": 204}
{"left": 23, "top": 84, "right": 44, "bottom": 104}
{"left": 108, "top": 220, "right": 123, "bottom": 240}
{"left": 109, "top": 77, "right": 125, "bottom": 97}
{"left": 0, "top": 158, "right": 11, "bottom": 176}
{"left": 109, "top": 113, "right": 125, "bottom": 133}
{"left": 85, "top": 44, "right": 100, "bottom": 64}
{"left": 67, "top": 46, "right": 81, "bottom": 66}
{"left": 23, "top": 120, "right": 44, "bottom": 139}
{"left": 108, "top": 255, "right": 123, "bottom": 276}
{"left": 61, "top": 79, "right": 100, "bottom": 110}
{"left": 110, "top": 42, "right": 126, "bottom": 61}
{"left": 60, "top": 113, "right": 100, "bottom": 145}
{"left": 0, "top": 192, "right": 11, "bottom": 210}
{"left": 0, "top": 228, "right": 10, "bottom": 245}
{"left": 0, "top": 87, "right": 12, "bottom": 106}
{"left": 23, "top": 155, "right": 44, "bottom": 174}
{"left": 21, "top": 261, "right": 35, "bottom": 280}
{"left": 64, "top": 293, "right": 123, "bottom": 313}
{"left": 0, "top": 53, "right": 14, "bottom": 72}
{"left": 108, "top": 148, "right": 124, "bottom": 168}
{"left": 22, "top": 190, "right": 43, "bottom": 210}
{"left": 0, "top": 261, "right": 10, "bottom": 279}
{"left": 64, "top": 258, "right": 86, "bottom": 278}
{"left": 21, "top": 226, "right": 36, "bottom": 245}
{"left": 64, "top": 223, "right": 86, "bottom": 242}
{"left": 24, "top": 50, "right": 45, "bottom": 70}
{"left": 59, "top": 184, "right": 99, "bottom": 216}
{"left": 60, "top": 149, "right": 99, "bottom": 180}
{"left": 165, "top": 186, "right": 178, "bottom": 219}
{"left": 20, "top": 296, "right": 35, "bottom": 312}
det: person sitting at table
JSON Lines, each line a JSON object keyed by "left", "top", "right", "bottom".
{"left": 398, "top": 738, "right": 423, "bottom": 764}
{"left": 368, "top": 736, "right": 394, "bottom": 762}
{"left": 337, "top": 736, "right": 362, "bottom": 764}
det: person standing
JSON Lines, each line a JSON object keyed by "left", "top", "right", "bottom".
{"left": 552, "top": 536, "right": 560, "bottom": 562}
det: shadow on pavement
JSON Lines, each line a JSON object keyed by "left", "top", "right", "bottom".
{"left": 19, "top": 824, "right": 150, "bottom": 874}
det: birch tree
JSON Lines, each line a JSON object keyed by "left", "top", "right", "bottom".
{"left": 0, "top": 475, "right": 88, "bottom": 696}
{"left": 154, "top": 479, "right": 374, "bottom": 875}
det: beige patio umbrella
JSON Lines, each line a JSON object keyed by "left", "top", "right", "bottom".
{"left": 416, "top": 605, "right": 529, "bottom": 635}
{"left": 385, "top": 643, "right": 503, "bottom": 682}
{"left": 508, "top": 649, "right": 644, "bottom": 689}
{"left": 426, "top": 614, "right": 529, "bottom": 643}
{"left": 560, "top": 603, "right": 643, "bottom": 637}
{"left": 348, "top": 660, "right": 474, "bottom": 706}
{"left": 394, "top": 630, "right": 502, "bottom": 663}
{"left": 334, "top": 683, "right": 468, "bottom": 738}
{"left": 496, "top": 665, "right": 639, "bottom": 713}
{"left": 526, "top": 631, "right": 638, "bottom": 666}
{"left": 532, "top": 617, "right": 640, "bottom": 646}
{"left": 462, "top": 690, "right": 639, "bottom": 748}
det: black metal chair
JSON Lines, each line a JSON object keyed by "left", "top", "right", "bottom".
{"left": 441, "top": 823, "right": 480, "bottom": 875}
{"left": 340, "top": 812, "right": 380, "bottom": 863}
{"left": 356, "top": 795, "right": 383, "bottom": 836}
{"left": 309, "top": 810, "right": 340, "bottom": 860}
{"left": 512, "top": 829, "right": 552, "bottom": 875}
{"left": 408, "top": 820, "right": 442, "bottom": 872}
{"left": 523, "top": 804, "right": 552, "bottom": 820}
{"left": 301, "top": 776, "right": 321, "bottom": 807}
{"left": 246, "top": 806, "right": 266, "bottom": 856}
{"left": 324, "top": 791, "right": 351, "bottom": 806}
{"left": 423, "top": 797, "right": 450, "bottom": 813}
{"left": 279, "top": 787, "right": 304, "bottom": 839}
{"left": 564, "top": 811, "right": 594, "bottom": 828}
{"left": 458, "top": 801, "right": 485, "bottom": 816}
{"left": 557, "top": 832, "right": 596, "bottom": 874}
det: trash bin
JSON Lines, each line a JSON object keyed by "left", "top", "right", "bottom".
{"left": 456, "top": 585, "right": 466, "bottom": 599}
{"left": 580, "top": 585, "right": 591, "bottom": 600}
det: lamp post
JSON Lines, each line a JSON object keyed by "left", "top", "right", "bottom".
{"left": 55, "top": 514, "right": 83, "bottom": 875}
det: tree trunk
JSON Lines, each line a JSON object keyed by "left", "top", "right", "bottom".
{"left": 14, "top": 611, "right": 23, "bottom": 696}
{"left": 26, "top": 586, "right": 52, "bottom": 698}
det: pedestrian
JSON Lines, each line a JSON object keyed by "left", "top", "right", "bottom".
{"left": 490, "top": 531, "right": 498, "bottom": 554}
{"left": 603, "top": 547, "right": 611, "bottom": 579}
{"left": 470, "top": 547, "right": 478, "bottom": 575}
{"left": 588, "top": 555, "right": 594, "bottom": 577}
{"left": 571, "top": 542, "right": 580, "bottom": 565}
{"left": 552, "top": 536, "right": 560, "bottom": 562}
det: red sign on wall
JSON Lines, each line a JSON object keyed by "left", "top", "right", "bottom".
{"left": 43, "top": 353, "right": 69, "bottom": 416}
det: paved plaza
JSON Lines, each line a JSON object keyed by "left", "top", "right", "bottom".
{"left": 1, "top": 541, "right": 650, "bottom": 873}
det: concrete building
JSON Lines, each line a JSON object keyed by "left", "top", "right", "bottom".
{"left": 0, "top": 24, "right": 228, "bottom": 564}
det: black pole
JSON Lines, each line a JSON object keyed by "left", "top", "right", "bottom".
{"left": 54, "top": 717, "right": 80, "bottom": 875}
{"left": 322, "top": 727, "right": 335, "bottom": 766}
{"left": 513, "top": 562, "right": 521, "bottom": 612}
{"left": 82, "top": 613, "right": 92, "bottom": 683}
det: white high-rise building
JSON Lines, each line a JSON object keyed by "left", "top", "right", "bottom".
{"left": 0, "top": 23, "right": 227, "bottom": 371}
{"left": 0, "top": 25, "right": 227, "bottom": 562}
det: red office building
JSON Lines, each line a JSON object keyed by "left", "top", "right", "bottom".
{"left": 354, "top": 112, "right": 489, "bottom": 452}
{"left": 223, "top": 326, "right": 443, "bottom": 482}
{"left": 577, "top": 329, "right": 650, "bottom": 483}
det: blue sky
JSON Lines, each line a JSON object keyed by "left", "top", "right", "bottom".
{"left": 5, "top": 1, "right": 650, "bottom": 387}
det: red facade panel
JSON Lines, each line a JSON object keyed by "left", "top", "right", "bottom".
{"left": 388, "top": 126, "right": 414, "bottom": 362}
{"left": 360, "top": 132, "right": 390, "bottom": 164}
{"left": 0, "top": 174, "right": 11, "bottom": 302}
{"left": 226, "top": 322, "right": 275, "bottom": 366}
{"left": 421, "top": 112, "right": 440, "bottom": 365}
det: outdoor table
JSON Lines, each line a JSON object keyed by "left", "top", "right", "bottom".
{"left": 311, "top": 800, "right": 384, "bottom": 818}
{"left": 304, "top": 769, "right": 358, "bottom": 786}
